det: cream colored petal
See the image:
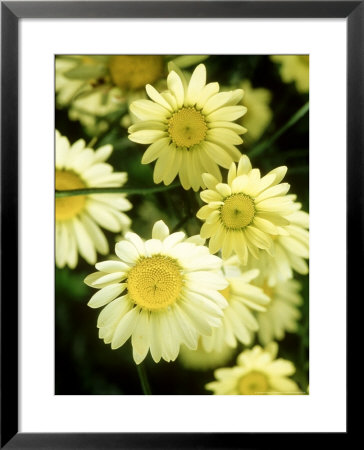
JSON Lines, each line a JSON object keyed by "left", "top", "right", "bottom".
{"left": 130, "top": 99, "right": 170, "bottom": 121}
{"left": 200, "top": 189, "right": 223, "bottom": 203}
{"left": 146, "top": 84, "right": 173, "bottom": 111}
{"left": 167, "top": 70, "right": 185, "bottom": 108}
{"left": 80, "top": 213, "right": 109, "bottom": 254}
{"left": 115, "top": 240, "right": 139, "bottom": 264}
{"left": 197, "top": 147, "right": 222, "bottom": 181}
{"left": 129, "top": 129, "right": 168, "bottom": 145}
{"left": 132, "top": 310, "right": 151, "bottom": 364}
{"left": 88, "top": 283, "right": 126, "bottom": 309}
{"left": 86, "top": 202, "right": 121, "bottom": 232}
{"left": 202, "top": 173, "right": 220, "bottom": 190}
{"left": 141, "top": 137, "right": 170, "bottom": 164}
{"left": 152, "top": 220, "right": 170, "bottom": 240}
{"left": 207, "top": 127, "right": 243, "bottom": 145}
{"left": 128, "top": 120, "right": 167, "bottom": 133}
{"left": 125, "top": 232, "right": 145, "bottom": 255}
{"left": 162, "top": 145, "right": 182, "bottom": 185}
{"left": 208, "top": 121, "right": 247, "bottom": 134}
{"left": 72, "top": 217, "right": 97, "bottom": 265}
{"left": 96, "top": 260, "right": 130, "bottom": 273}
{"left": 201, "top": 141, "right": 233, "bottom": 169}
{"left": 144, "top": 238, "right": 163, "bottom": 255}
{"left": 186, "top": 64, "right": 206, "bottom": 106}
{"left": 207, "top": 105, "right": 246, "bottom": 122}
{"left": 111, "top": 306, "right": 139, "bottom": 349}
{"left": 196, "top": 82, "right": 219, "bottom": 109}
{"left": 202, "top": 91, "right": 234, "bottom": 115}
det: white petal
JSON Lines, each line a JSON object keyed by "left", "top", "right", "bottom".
{"left": 111, "top": 306, "right": 139, "bottom": 349}
{"left": 132, "top": 310, "right": 150, "bottom": 364}
{"left": 167, "top": 70, "right": 185, "bottom": 108}
{"left": 152, "top": 220, "right": 170, "bottom": 240}
{"left": 186, "top": 64, "right": 206, "bottom": 106}
{"left": 115, "top": 240, "right": 139, "bottom": 264}
{"left": 88, "top": 283, "right": 126, "bottom": 309}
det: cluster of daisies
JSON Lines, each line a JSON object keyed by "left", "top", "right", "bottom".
{"left": 56, "top": 59, "right": 308, "bottom": 395}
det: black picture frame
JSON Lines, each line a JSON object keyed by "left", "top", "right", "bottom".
{"left": 1, "top": 1, "right": 357, "bottom": 447}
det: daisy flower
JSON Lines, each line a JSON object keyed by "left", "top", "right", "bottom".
{"left": 84, "top": 220, "right": 228, "bottom": 364}
{"left": 245, "top": 202, "right": 309, "bottom": 285}
{"left": 239, "top": 80, "right": 272, "bottom": 143}
{"left": 255, "top": 278, "right": 303, "bottom": 345}
{"left": 55, "top": 130, "right": 132, "bottom": 268}
{"left": 270, "top": 55, "right": 309, "bottom": 93}
{"left": 128, "top": 63, "right": 247, "bottom": 191}
{"left": 179, "top": 340, "right": 236, "bottom": 371}
{"left": 197, "top": 155, "right": 296, "bottom": 264}
{"left": 200, "top": 258, "right": 270, "bottom": 352}
{"left": 206, "top": 342, "right": 300, "bottom": 395}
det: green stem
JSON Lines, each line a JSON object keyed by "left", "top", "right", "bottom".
{"left": 55, "top": 183, "right": 179, "bottom": 198}
{"left": 248, "top": 102, "right": 309, "bottom": 159}
{"left": 136, "top": 363, "right": 152, "bottom": 395}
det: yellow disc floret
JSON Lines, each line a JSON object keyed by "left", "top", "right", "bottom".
{"left": 219, "top": 285, "right": 231, "bottom": 302}
{"left": 55, "top": 170, "right": 86, "bottom": 221}
{"left": 127, "top": 255, "right": 183, "bottom": 311}
{"left": 239, "top": 371, "right": 269, "bottom": 395}
{"left": 108, "top": 55, "right": 164, "bottom": 90}
{"left": 220, "top": 194, "right": 255, "bottom": 229}
{"left": 168, "top": 107, "right": 208, "bottom": 148}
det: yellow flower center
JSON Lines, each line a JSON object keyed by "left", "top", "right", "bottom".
{"left": 55, "top": 170, "right": 86, "bottom": 221}
{"left": 220, "top": 194, "right": 255, "bottom": 229}
{"left": 239, "top": 371, "right": 269, "bottom": 395}
{"left": 168, "top": 107, "right": 208, "bottom": 148}
{"left": 108, "top": 55, "right": 164, "bottom": 90}
{"left": 219, "top": 285, "right": 231, "bottom": 301}
{"left": 127, "top": 255, "right": 183, "bottom": 311}
{"left": 262, "top": 282, "right": 274, "bottom": 299}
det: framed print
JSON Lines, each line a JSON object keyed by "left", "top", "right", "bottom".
{"left": 1, "top": 1, "right": 357, "bottom": 447}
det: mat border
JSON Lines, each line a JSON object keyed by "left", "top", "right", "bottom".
{"left": 1, "top": 1, "right": 357, "bottom": 447}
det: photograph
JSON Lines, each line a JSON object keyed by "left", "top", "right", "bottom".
{"left": 55, "top": 54, "right": 309, "bottom": 396}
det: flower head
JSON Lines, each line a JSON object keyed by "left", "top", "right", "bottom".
{"left": 256, "top": 278, "right": 303, "bottom": 345}
{"left": 55, "top": 131, "right": 132, "bottom": 268}
{"left": 200, "top": 258, "right": 270, "bottom": 352}
{"left": 179, "top": 340, "right": 236, "bottom": 371}
{"left": 56, "top": 55, "right": 208, "bottom": 135}
{"left": 206, "top": 342, "right": 300, "bottom": 395}
{"left": 245, "top": 202, "right": 309, "bottom": 284}
{"left": 239, "top": 80, "right": 272, "bottom": 143}
{"left": 271, "top": 55, "right": 309, "bottom": 93}
{"left": 128, "top": 63, "right": 247, "bottom": 191}
{"left": 197, "top": 155, "right": 296, "bottom": 264}
{"left": 84, "top": 220, "right": 228, "bottom": 364}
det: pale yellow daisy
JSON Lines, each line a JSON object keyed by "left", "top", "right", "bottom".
{"left": 256, "top": 278, "right": 303, "bottom": 345}
{"left": 197, "top": 155, "right": 296, "bottom": 264}
{"left": 200, "top": 258, "right": 270, "bottom": 352}
{"left": 128, "top": 63, "right": 247, "bottom": 191}
{"left": 239, "top": 80, "right": 272, "bottom": 143}
{"left": 84, "top": 220, "right": 229, "bottom": 364}
{"left": 179, "top": 340, "right": 236, "bottom": 371}
{"left": 55, "top": 130, "right": 132, "bottom": 268}
{"left": 271, "top": 55, "right": 309, "bottom": 93}
{"left": 206, "top": 342, "right": 300, "bottom": 395}
{"left": 245, "top": 201, "right": 309, "bottom": 285}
